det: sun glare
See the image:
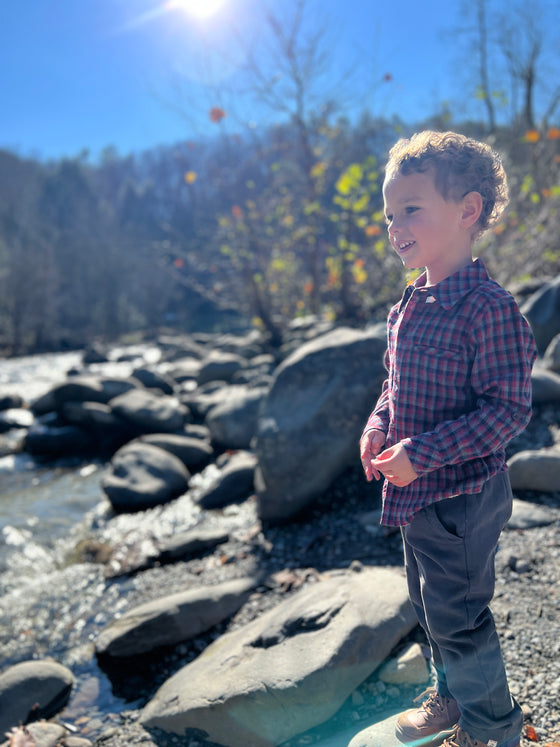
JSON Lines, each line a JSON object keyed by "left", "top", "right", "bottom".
{"left": 171, "top": 0, "right": 227, "bottom": 19}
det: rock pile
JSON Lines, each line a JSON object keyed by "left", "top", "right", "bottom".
{"left": 1, "top": 296, "right": 560, "bottom": 747}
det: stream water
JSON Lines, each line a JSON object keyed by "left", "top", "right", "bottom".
{"left": 0, "top": 349, "right": 169, "bottom": 737}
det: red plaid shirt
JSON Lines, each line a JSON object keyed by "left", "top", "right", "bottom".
{"left": 364, "top": 259, "right": 537, "bottom": 526}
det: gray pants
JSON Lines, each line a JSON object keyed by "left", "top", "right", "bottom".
{"left": 401, "top": 472, "right": 523, "bottom": 745}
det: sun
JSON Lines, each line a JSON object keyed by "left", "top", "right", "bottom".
{"left": 171, "top": 0, "right": 227, "bottom": 19}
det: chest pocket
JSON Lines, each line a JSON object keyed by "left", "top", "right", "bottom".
{"left": 402, "top": 343, "right": 468, "bottom": 392}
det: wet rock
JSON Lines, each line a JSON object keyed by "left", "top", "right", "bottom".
{"left": 31, "top": 376, "right": 140, "bottom": 416}
{"left": 109, "top": 388, "right": 189, "bottom": 434}
{"left": 521, "top": 276, "right": 560, "bottom": 354}
{"left": 24, "top": 422, "right": 95, "bottom": 458}
{"left": 197, "top": 351, "right": 245, "bottom": 386}
{"left": 0, "top": 660, "right": 75, "bottom": 734}
{"left": 157, "top": 525, "right": 230, "bottom": 562}
{"left": 103, "top": 524, "right": 230, "bottom": 578}
{"left": 507, "top": 447, "right": 560, "bottom": 492}
{"left": 0, "top": 394, "right": 24, "bottom": 411}
{"left": 139, "top": 433, "right": 214, "bottom": 471}
{"left": 180, "top": 381, "right": 229, "bottom": 421}
{"left": 255, "top": 325, "right": 387, "bottom": 523}
{"left": 196, "top": 450, "right": 257, "bottom": 509}
{"left": 131, "top": 367, "right": 176, "bottom": 395}
{"left": 206, "top": 385, "right": 268, "bottom": 450}
{"left": 95, "top": 576, "right": 260, "bottom": 658}
{"left": 531, "top": 366, "right": 560, "bottom": 403}
{"left": 543, "top": 333, "right": 560, "bottom": 372}
{"left": 59, "top": 401, "right": 136, "bottom": 453}
{"left": 140, "top": 567, "right": 416, "bottom": 747}
{"left": 101, "top": 441, "right": 190, "bottom": 512}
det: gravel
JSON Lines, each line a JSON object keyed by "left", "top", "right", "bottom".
{"left": 88, "top": 464, "right": 560, "bottom": 747}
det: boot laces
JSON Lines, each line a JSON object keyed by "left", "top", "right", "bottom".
{"left": 415, "top": 688, "right": 448, "bottom": 719}
{"left": 443, "top": 726, "right": 486, "bottom": 747}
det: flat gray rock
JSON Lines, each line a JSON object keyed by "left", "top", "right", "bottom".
{"left": 95, "top": 576, "right": 260, "bottom": 657}
{"left": 0, "top": 660, "right": 75, "bottom": 735}
{"left": 347, "top": 711, "right": 401, "bottom": 747}
{"left": 141, "top": 567, "right": 416, "bottom": 747}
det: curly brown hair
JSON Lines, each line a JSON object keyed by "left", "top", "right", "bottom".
{"left": 385, "top": 131, "right": 509, "bottom": 238}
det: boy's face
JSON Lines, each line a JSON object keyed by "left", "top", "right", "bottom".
{"left": 383, "top": 169, "right": 473, "bottom": 285}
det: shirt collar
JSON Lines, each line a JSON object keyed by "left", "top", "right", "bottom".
{"left": 399, "top": 258, "right": 490, "bottom": 312}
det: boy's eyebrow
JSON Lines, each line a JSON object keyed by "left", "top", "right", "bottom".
{"left": 383, "top": 193, "right": 423, "bottom": 213}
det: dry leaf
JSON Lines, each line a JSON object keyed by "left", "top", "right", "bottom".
{"left": 525, "top": 724, "right": 540, "bottom": 742}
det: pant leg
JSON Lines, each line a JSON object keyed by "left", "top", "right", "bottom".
{"left": 402, "top": 526, "right": 451, "bottom": 697}
{"left": 401, "top": 473, "right": 523, "bottom": 744}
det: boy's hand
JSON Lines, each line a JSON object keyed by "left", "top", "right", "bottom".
{"left": 372, "top": 442, "right": 418, "bottom": 487}
{"left": 360, "top": 429, "right": 386, "bottom": 481}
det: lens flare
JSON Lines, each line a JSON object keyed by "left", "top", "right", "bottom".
{"left": 168, "top": 0, "right": 227, "bottom": 19}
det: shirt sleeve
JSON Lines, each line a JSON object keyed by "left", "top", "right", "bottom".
{"left": 402, "top": 294, "right": 537, "bottom": 475}
{"left": 362, "top": 347, "right": 391, "bottom": 437}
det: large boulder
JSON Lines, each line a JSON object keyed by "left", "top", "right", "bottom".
{"left": 521, "top": 277, "right": 560, "bottom": 354}
{"left": 140, "top": 567, "right": 416, "bottom": 747}
{"left": 0, "top": 660, "right": 75, "bottom": 734}
{"left": 196, "top": 451, "right": 257, "bottom": 509}
{"left": 31, "top": 376, "right": 140, "bottom": 416}
{"left": 205, "top": 385, "right": 268, "bottom": 450}
{"left": 101, "top": 441, "right": 190, "bottom": 512}
{"left": 24, "top": 422, "right": 95, "bottom": 458}
{"left": 507, "top": 447, "right": 560, "bottom": 492}
{"left": 109, "top": 388, "right": 189, "bottom": 434}
{"left": 255, "top": 325, "right": 387, "bottom": 522}
{"left": 139, "top": 433, "right": 214, "bottom": 471}
{"left": 197, "top": 351, "right": 245, "bottom": 386}
{"left": 531, "top": 366, "right": 560, "bottom": 403}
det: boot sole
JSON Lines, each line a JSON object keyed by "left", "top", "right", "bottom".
{"left": 395, "top": 725, "right": 457, "bottom": 747}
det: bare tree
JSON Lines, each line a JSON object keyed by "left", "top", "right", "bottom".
{"left": 497, "top": 3, "right": 543, "bottom": 130}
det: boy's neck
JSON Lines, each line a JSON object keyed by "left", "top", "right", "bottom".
{"left": 425, "top": 254, "right": 474, "bottom": 287}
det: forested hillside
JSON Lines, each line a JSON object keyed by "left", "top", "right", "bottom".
{"left": 1, "top": 0, "right": 560, "bottom": 355}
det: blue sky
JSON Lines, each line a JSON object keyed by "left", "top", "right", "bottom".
{"left": 0, "top": 0, "right": 483, "bottom": 161}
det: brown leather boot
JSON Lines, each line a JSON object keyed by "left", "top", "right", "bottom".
{"left": 441, "top": 725, "right": 520, "bottom": 747}
{"left": 396, "top": 687, "right": 460, "bottom": 745}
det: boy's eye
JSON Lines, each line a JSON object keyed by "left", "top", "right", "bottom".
{"left": 405, "top": 206, "right": 419, "bottom": 214}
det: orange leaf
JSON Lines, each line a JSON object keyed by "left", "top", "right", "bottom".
{"left": 365, "top": 224, "right": 382, "bottom": 237}
{"left": 231, "top": 205, "right": 243, "bottom": 219}
{"left": 525, "top": 725, "right": 539, "bottom": 742}
{"left": 547, "top": 127, "right": 560, "bottom": 140}
{"left": 303, "top": 281, "right": 314, "bottom": 294}
{"left": 209, "top": 106, "right": 226, "bottom": 123}
{"left": 524, "top": 130, "right": 540, "bottom": 143}
{"left": 173, "top": 258, "right": 185, "bottom": 268}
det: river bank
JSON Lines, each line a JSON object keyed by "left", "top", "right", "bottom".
{"left": 1, "top": 333, "right": 560, "bottom": 747}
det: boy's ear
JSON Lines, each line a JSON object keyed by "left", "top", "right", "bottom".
{"left": 460, "top": 191, "right": 483, "bottom": 228}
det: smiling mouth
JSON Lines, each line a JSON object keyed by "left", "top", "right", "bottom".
{"left": 397, "top": 240, "right": 415, "bottom": 253}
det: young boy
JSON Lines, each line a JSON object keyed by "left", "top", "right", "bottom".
{"left": 359, "top": 131, "right": 537, "bottom": 747}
